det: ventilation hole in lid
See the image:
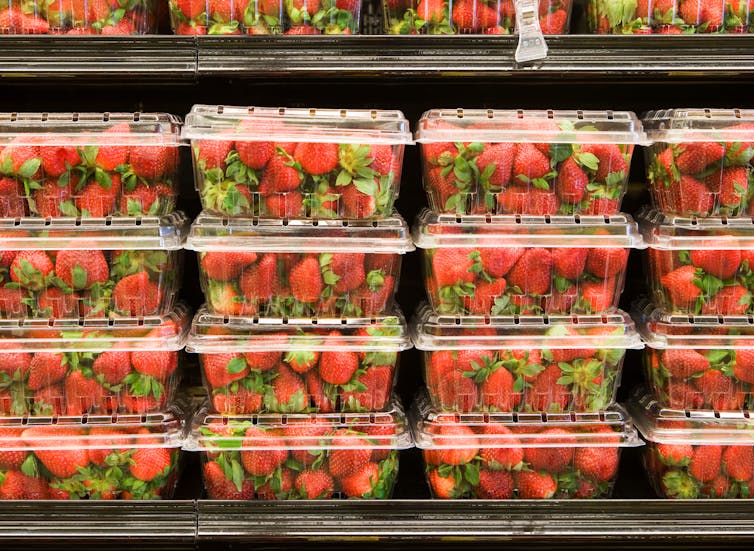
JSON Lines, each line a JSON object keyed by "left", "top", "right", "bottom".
{"left": 486, "top": 109, "right": 493, "bottom": 119}
{"left": 735, "top": 108, "right": 742, "bottom": 119}
{"left": 103, "top": 112, "right": 110, "bottom": 122}
{"left": 370, "top": 110, "right": 377, "bottom": 120}
{"left": 309, "top": 109, "right": 316, "bottom": 117}
{"left": 704, "top": 108, "right": 712, "bottom": 118}
{"left": 576, "top": 110, "right": 584, "bottom": 120}
{"left": 606, "top": 110, "right": 614, "bottom": 120}
{"left": 456, "top": 108, "right": 463, "bottom": 119}
{"left": 517, "top": 110, "right": 524, "bottom": 119}
{"left": 9, "top": 112, "right": 17, "bottom": 122}
{"left": 217, "top": 105, "right": 224, "bottom": 114}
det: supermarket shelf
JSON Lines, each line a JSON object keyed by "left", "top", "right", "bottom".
{"left": 0, "top": 36, "right": 196, "bottom": 80}
{"left": 196, "top": 499, "right": 754, "bottom": 543}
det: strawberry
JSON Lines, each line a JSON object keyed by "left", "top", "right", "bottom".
{"left": 328, "top": 430, "right": 372, "bottom": 478}
{"left": 265, "top": 191, "right": 304, "bottom": 217}
{"left": 513, "top": 143, "right": 550, "bottom": 187}
{"left": 10, "top": 250, "right": 53, "bottom": 291}
{"left": 701, "top": 475, "right": 732, "bottom": 498}
{"left": 129, "top": 145, "right": 172, "bottom": 180}
{"left": 580, "top": 144, "right": 628, "bottom": 182}
{"left": 539, "top": 8, "right": 568, "bottom": 33}
{"left": 734, "top": 348, "right": 754, "bottom": 384}
{"left": 93, "top": 123, "right": 130, "bottom": 171}
{"left": 212, "top": 386, "right": 263, "bottom": 414}
{"left": 551, "top": 248, "right": 588, "bottom": 280}
{"left": 37, "top": 287, "right": 77, "bottom": 317}
{"left": 675, "top": 142, "right": 725, "bottom": 174}
{"left": 702, "top": 285, "right": 752, "bottom": 315}
{"left": 239, "top": 254, "right": 279, "bottom": 301}
{"left": 341, "top": 365, "right": 392, "bottom": 411}
{"left": 574, "top": 446, "right": 618, "bottom": 482}
{"left": 75, "top": 174, "right": 121, "bottom": 217}
{"left": 0, "top": 345, "right": 31, "bottom": 377}
{"left": 340, "top": 462, "right": 380, "bottom": 498}
{"left": 689, "top": 249, "right": 741, "bottom": 280}
{"left": 526, "top": 364, "right": 570, "bottom": 411}
{"left": 240, "top": 426, "right": 288, "bottom": 476}
{"left": 507, "top": 248, "right": 553, "bottom": 296}
{"left": 350, "top": 273, "right": 395, "bottom": 315}
{"left": 662, "top": 349, "right": 710, "bottom": 378}
{"left": 480, "top": 247, "right": 523, "bottom": 278}
{"left": 196, "top": 140, "right": 233, "bottom": 170}
{"left": 119, "top": 183, "right": 162, "bottom": 216}
{"left": 656, "top": 443, "right": 693, "bottom": 466}
{"left": 0, "top": 471, "right": 44, "bottom": 500}
{"left": 556, "top": 157, "right": 588, "bottom": 203}
{"left": 87, "top": 427, "right": 131, "bottom": 467}
{"left": 0, "top": 177, "right": 26, "bottom": 217}
{"left": 295, "top": 469, "right": 333, "bottom": 499}
{"left": 289, "top": 256, "right": 324, "bottom": 304}
{"left": 428, "top": 469, "right": 457, "bottom": 498}
{"left": 516, "top": 470, "right": 557, "bottom": 499}
{"left": 112, "top": 271, "right": 160, "bottom": 316}
{"left": 130, "top": 447, "right": 172, "bottom": 482}
{"left": 463, "top": 277, "right": 507, "bottom": 314}
{"left": 670, "top": 174, "right": 714, "bottom": 215}
{"left": 582, "top": 197, "right": 619, "bottom": 214}
{"left": 340, "top": 182, "right": 377, "bottom": 218}
{"left": 705, "top": 167, "right": 749, "bottom": 210}
{"left": 366, "top": 145, "right": 394, "bottom": 175}
{"left": 284, "top": 25, "right": 321, "bottom": 34}
{"left": 285, "top": 423, "right": 330, "bottom": 465}
{"left": 204, "top": 461, "right": 253, "bottom": 499}
{"left": 433, "top": 370, "right": 478, "bottom": 411}
{"left": 54, "top": 249, "right": 109, "bottom": 290}
{"left": 0, "top": 139, "right": 40, "bottom": 174}
{"left": 268, "top": 363, "right": 307, "bottom": 412}
{"left": 667, "top": 381, "right": 705, "bottom": 410}
{"left": 431, "top": 248, "right": 478, "bottom": 288}
{"left": 723, "top": 446, "right": 754, "bottom": 482}
{"left": 286, "top": 348, "right": 320, "bottom": 374}
{"left": 479, "top": 365, "right": 517, "bottom": 410}
{"left": 427, "top": 166, "right": 463, "bottom": 211}
{"left": 32, "top": 179, "right": 73, "bottom": 217}
{"left": 27, "top": 352, "right": 67, "bottom": 391}
{"left": 0, "top": 287, "right": 27, "bottom": 317}
{"left": 524, "top": 428, "right": 576, "bottom": 473}
{"left": 476, "top": 469, "right": 514, "bottom": 499}
{"left": 245, "top": 346, "right": 282, "bottom": 372}
{"left": 131, "top": 346, "right": 177, "bottom": 382}
{"left": 688, "top": 445, "right": 722, "bottom": 482}
{"left": 432, "top": 424, "right": 479, "bottom": 465}
{"left": 581, "top": 279, "right": 615, "bottom": 312}
{"left": 479, "top": 425, "right": 523, "bottom": 470}
{"left": 319, "top": 332, "right": 359, "bottom": 385}
{"left": 65, "top": 370, "right": 109, "bottom": 414}
{"left": 201, "top": 251, "right": 258, "bottom": 281}
{"left": 293, "top": 142, "right": 338, "bottom": 176}
{"left": 326, "top": 253, "right": 366, "bottom": 293}
{"left": 417, "top": 0, "right": 446, "bottom": 23}
{"left": 260, "top": 153, "right": 302, "bottom": 192}
{"left": 22, "top": 427, "right": 89, "bottom": 478}
{"left": 585, "top": 247, "right": 628, "bottom": 279}
{"left": 0, "top": 428, "right": 27, "bottom": 471}
{"left": 694, "top": 369, "right": 743, "bottom": 410}
{"left": 660, "top": 265, "right": 702, "bottom": 308}
{"left": 256, "top": 467, "right": 295, "bottom": 499}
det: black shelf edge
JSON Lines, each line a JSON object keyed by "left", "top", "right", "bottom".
{"left": 0, "top": 501, "right": 197, "bottom": 543}
{"left": 196, "top": 499, "right": 754, "bottom": 542}
{"left": 0, "top": 36, "right": 197, "bottom": 80}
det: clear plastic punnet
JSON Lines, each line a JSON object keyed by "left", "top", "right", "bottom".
{"left": 0, "top": 409, "right": 184, "bottom": 500}
{"left": 412, "top": 391, "right": 642, "bottom": 499}
{"left": 638, "top": 207, "right": 754, "bottom": 315}
{"left": 412, "top": 303, "right": 642, "bottom": 413}
{"left": 186, "top": 212, "right": 414, "bottom": 318}
{"left": 170, "top": 0, "right": 362, "bottom": 35}
{"left": 184, "top": 397, "right": 412, "bottom": 499}
{"left": 0, "top": 113, "right": 182, "bottom": 218}
{"left": 383, "top": 0, "right": 573, "bottom": 35}
{"left": 643, "top": 109, "right": 754, "bottom": 217}
{"left": 412, "top": 209, "right": 644, "bottom": 315}
{"left": 629, "top": 390, "right": 754, "bottom": 499}
{"left": 186, "top": 305, "right": 411, "bottom": 414}
{"left": 633, "top": 298, "right": 754, "bottom": 411}
{"left": 0, "top": 304, "right": 189, "bottom": 416}
{"left": 415, "top": 109, "right": 647, "bottom": 216}
{"left": 182, "top": 105, "right": 412, "bottom": 219}
{"left": 0, "top": 212, "right": 188, "bottom": 319}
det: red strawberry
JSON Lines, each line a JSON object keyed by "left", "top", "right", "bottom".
{"left": 289, "top": 256, "right": 324, "bottom": 303}
{"left": 340, "top": 462, "right": 380, "bottom": 498}
{"left": 551, "top": 248, "right": 588, "bottom": 280}
{"left": 239, "top": 254, "right": 279, "bottom": 301}
{"left": 64, "top": 370, "right": 109, "bottom": 414}
{"left": 575, "top": 446, "right": 619, "bottom": 482}
{"left": 463, "top": 277, "right": 507, "bottom": 314}
{"left": 264, "top": 191, "right": 304, "bottom": 217}
{"left": 694, "top": 369, "right": 743, "bottom": 410}
{"left": 293, "top": 142, "right": 338, "bottom": 175}
{"left": 513, "top": 143, "right": 550, "bottom": 187}
{"left": 285, "top": 423, "right": 330, "bottom": 465}
{"left": 236, "top": 138, "right": 275, "bottom": 170}
{"left": 256, "top": 467, "right": 295, "bottom": 499}
{"left": 734, "top": 348, "right": 754, "bottom": 384}
{"left": 660, "top": 265, "right": 702, "bottom": 308}
{"left": 240, "top": 426, "right": 288, "bottom": 476}
{"left": 201, "top": 251, "right": 258, "bottom": 281}
{"left": 705, "top": 167, "right": 749, "bottom": 209}
{"left": 341, "top": 365, "right": 392, "bottom": 411}
{"left": 417, "top": 0, "right": 446, "bottom": 23}
{"left": 581, "top": 143, "right": 628, "bottom": 182}
{"left": 0, "top": 471, "right": 47, "bottom": 500}
{"left": 516, "top": 470, "right": 557, "bottom": 498}
{"left": 675, "top": 142, "right": 725, "bottom": 175}
{"left": 112, "top": 271, "right": 160, "bottom": 316}
{"left": 27, "top": 352, "right": 67, "bottom": 391}
{"left": 427, "top": 166, "right": 462, "bottom": 210}
{"left": 10, "top": 250, "right": 53, "bottom": 291}
{"left": 526, "top": 364, "right": 570, "bottom": 411}
{"left": 328, "top": 430, "right": 372, "bottom": 478}
{"left": 723, "top": 446, "right": 754, "bottom": 482}
{"left": 0, "top": 345, "right": 31, "bottom": 377}
{"left": 556, "top": 157, "right": 588, "bottom": 203}
{"left": 269, "top": 363, "right": 307, "bottom": 412}
{"left": 75, "top": 174, "right": 121, "bottom": 217}
{"left": 585, "top": 247, "right": 628, "bottom": 279}
{"left": 428, "top": 469, "right": 457, "bottom": 498}
{"left": 431, "top": 248, "right": 478, "bottom": 288}
{"left": 0, "top": 139, "right": 40, "bottom": 174}
{"left": 367, "top": 145, "right": 394, "bottom": 175}
{"left": 340, "top": 182, "right": 377, "bottom": 218}
{"left": 129, "top": 145, "right": 172, "bottom": 180}
{"left": 212, "top": 386, "right": 263, "bottom": 414}
{"left": 539, "top": 8, "right": 568, "bottom": 33}
{"left": 284, "top": 25, "right": 321, "bottom": 34}
{"left": 479, "top": 366, "right": 517, "bottom": 410}
{"left": 22, "top": 426, "right": 89, "bottom": 478}
{"left": 476, "top": 469, "right": 514, "bottom": 499}
{"left": 524, "top": 428, "right": 576, "bottom": 473}
{"left": 670, "top": 175, "right": 714, "bottom": 215}
{"left": 474, "top": 143, "right": 515, "bottom": 188}
{"left": 581, "top": 279, "right": 615, "bottom": 312}
{"left": 130, "top": 447, "right": 172, "bottom": 482}
{"left": 54, "top": 249, "right": 109, "bottom": 290}
{"left": 295, "top": 469, "right": 333, "bottom": 498}
{"left": 432, "top": 424, "right": 479, "bottom": 466}
{"left": 260, "top": 153, "right": 302, "bottom": 192}
{"left": 661, "top": 349, "right": 710, "bottom": 378}
{"left": 701, "top": 285, "right": 751, "bottom": 315}
{"left": 689, "top": 249, "right": 741, "bottom": 280}
{"left": 245, "top": 345, "right": 282, "bottom": 372}
{"left": 0, "top": 287, "right": 27, "bottom": 317}
{"left": 656, "top": 443, "right": 693, "bottom": 466}
{"left": 328, "top": 253, "right": 365, "bottom": 293}
{"left": 119, "top": 183, "right": 162, "bottom": 215}
{"left": 507, "top": 248, "right": 553, "bottom": 296}
{"left": 0, "top": 177, "right": 26, "bottom": 217}
{"left": 479, "top": 247, "right": 524, "bottom": 278}
{"left": 204, "top": 461, "right": 253, "bottom": 499}
{"left": 32, "top": 178, "right": 73, "bottom": 217}
{"left": 319, "top": 332, "right": 359, "bottom": 385}
{"left": 667, "top": 381, "right": 705, "bottom": 410}
{"left": 93, "top": 123, "right": 129, "bottom": 170}
{"left": 689, "top": 445, "right": 722, "bottom": 482}
{"left": 196, "top": 139, "right": 233, "bottom": 169}
{"left": 583, "top": 197, "right": 619, "bottom": 214}
{"left": 0, "top": 428, "right": 27, "bottom": 471}
{"left": 131, "top": 345, "right": 178, "bottom": 381}
{"left": 479, "top": 425, "right": 524, "bottom": 470}
{"left": 433, "top": 370, "right": 479, "bottom": 411}
{"left": 87, "top": 427, "right": 131, "bottom": 467}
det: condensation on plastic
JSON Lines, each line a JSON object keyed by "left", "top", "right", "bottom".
{"left": 0, "top": 303, "right": 189, "bottom": 352}
{"left": 0, "top": 212, "right": 188, "bottom": 250}
{"left": 0, "top": 112, "right": 183, "bottom": 146}
{"left": 628, "top": 390, "right": 754, "bottom": 444}
{"left": 412, "top": 209, "right": 645, "bottom": 249}
{"left": 186, "top": 211, "right": 415, "bottom": 253}
{"left": 637, "top": 207, "right": 754, "bottom": 249}
{"left": 186, "top": 306, "right": 410, "bottom": 353}
{"left": 415, "top": 109, "right": 648, "bottom": 144}
{"left": 411, "top": 302, "right": 643, "bottom": 350}
{"left": 633, "top": 298, "right": 754, "bottom": 349}
{"left": 642, "top": 108, "right": 754, "bottom": 143}
{"left": 183, "top": 397, "right": 413, "bottom": 452}
{"left": 182, "top": 105, "right": 414, "bottom": 145}
{"left": 411, "top": 392, "right": 643, "bottom": 449}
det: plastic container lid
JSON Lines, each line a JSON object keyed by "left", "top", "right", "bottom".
{"left": 0, "top": 410, "right": 185, "bottom": 449}
{"left": 411, "top": 302, "right": 643, "bottom": 351}
{"left": 182, "top": 105, "right": 413, "bottom": 145}
{"left": 642, "top": 108, "right": 754, "bottom": 143}
{"left": 0, "top": 112, "right": 182, "bottom": 145}
{"left": 0, "top": 303, "right": 190, "bottom": 352}
{"left": 186, "top": 305, "right": 411, "bottom": 353}
{"left": 632, "top": 298, "right": 754, "bottom": 349}
{"left": 628, "top": 390, "right": 754, "bottom": 445}
{"left": 411, "top": 392, "right": 642, "bottom": 448}
{"left": 183, "top": 397, "right": 413, "bottom": 452}
{"left": 412, "top": 209, "right": 645, "bottom": 249}
{"left": 0, "top": 212, "right": 188, "bottom": 250}
{"left": 415, "top": 109, "right": 647, "bottom": 145}
{"left": 637, "top": 207, "right": 754, "bottom": 249}
{"left": 186, "top": 212, "right": 415, "bottom": 253}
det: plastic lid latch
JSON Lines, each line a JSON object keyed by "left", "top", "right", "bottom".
{"left": 514, "top": 0, "right": 548, "bottom": 64}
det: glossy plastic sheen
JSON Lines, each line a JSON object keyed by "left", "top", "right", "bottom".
{"left": 638, "top": 208, "right": 754, "bottom": 248}
{"left": 643, "top": 108, "right": 754, "bottom": 142}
